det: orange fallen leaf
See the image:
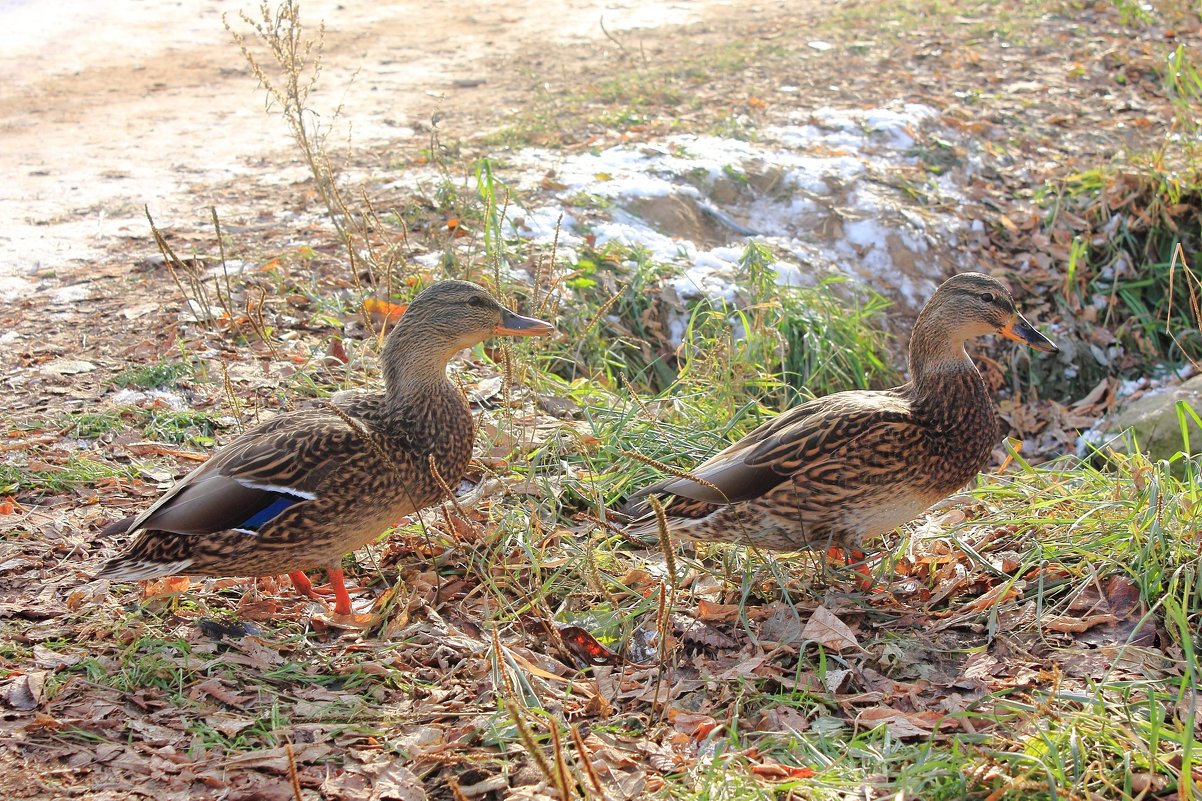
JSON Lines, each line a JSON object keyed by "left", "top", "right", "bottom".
{"left": 697, "top": 599, "right": 741, "bottom": 622}
{"left": 364, "top": 297, "right": 408, "bottom": 323}
{"left": 667, "top": 709, "right": 720, "bottom": 738}
{"left": 326, "top": 338, "right": 349, "bottom": 365}
{"left": 142, "top": 575, "right": 191, "bottom": 600}
{"left": 963, "top": 580, "right": 1026, "bottom": 613}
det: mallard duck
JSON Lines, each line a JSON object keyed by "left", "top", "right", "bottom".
{"left": 95, "top": 280, "right": 553, "bottom": 614}
{"left": 620, "top": 272, "right": 1058, "bottom": 551}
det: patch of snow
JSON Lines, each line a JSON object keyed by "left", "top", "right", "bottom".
{"left": 45, "top": 284, "right": 93, "bottom": 304}
{"left": 206, "top": 260, "right": 250, "bottom": 278}
{"left": 509, "top": 207, "right": 583, "bottom": 247}
{"left": 110, "top": 388, "right": 189, "bottom": 410}
{"left": 0, "top": 274, "right": 36, "bottom": 298}
{"left": 483, "top": 102, "right": 969, "bottom": 344}
{"left": 669, "top": 247, "right": 746, "bottom": 303}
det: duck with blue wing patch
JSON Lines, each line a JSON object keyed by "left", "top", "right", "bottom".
{"left": 95, "top": 280, "right": 554, "bottom": 616}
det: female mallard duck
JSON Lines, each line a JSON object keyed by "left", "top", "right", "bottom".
{"left": 620, "top": 272, "right": 1058, "bottom": 551}
{"left": 95, "top": 280, "right": 553, "bottom": 615}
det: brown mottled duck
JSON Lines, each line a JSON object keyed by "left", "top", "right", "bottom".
{"left": 95, "top": 280, "right": 553, "bottom": 615}
{"left": 620, "top": 272, "right": 1058, "bottom": 552}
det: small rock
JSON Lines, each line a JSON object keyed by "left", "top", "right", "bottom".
{"left": 41, "top": 358, "right": 98, "bottom": 375}
{"left": 1099, "top": 374, "right": 1202, "bottom": 461}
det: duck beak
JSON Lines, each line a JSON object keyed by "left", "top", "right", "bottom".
{"left": 1000, "top": 313, "right": 1059, "bottom": 353}
{"left": 496, "top": 308, "right": 554, "bottom": 337}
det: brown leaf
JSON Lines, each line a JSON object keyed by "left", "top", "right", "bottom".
{"left": 696, "top": 599, "right": 741, "bottom": 623}
{"left": 800, "top": 606, "right": 860, "bottom": 652}
{"left": 221, "top": 743, "right": 332, "bottom": 771}
{"left": 667, "top": 709, "right": 720, "bottom": 739}
{"left": 33, "top": 645, "right": 80, "bottom": 670}
{"left": 855, "top": 706, "right": 935, "bottom": 740}
{"left": 1042, "top": 613, "right": 1119, "bottom": 633}
{"left": 5, "top": 671, "right": 47, "bottom": 711}
{"left": 963, "top": 580, "right": 1025, "bottom": 612}
{"left": 753, "top": 705, "right": 812, "bottom": 734}
{"left": 675, "top": 615, "right": 738, "bottom": 649}
{"left": 194, "top": 678, "right": 254, "bottom": 707}
{"left": 140, "top": 575, "right": 191, "bottom": 600}
{"left": 1104, "top": 575, "right": 1141, "bottom": 618}
{"left": 749, "top": 761, "right": 816, "bottom": 780}
{"left": 323, "top": 757, "right": 427, "bottom": 801}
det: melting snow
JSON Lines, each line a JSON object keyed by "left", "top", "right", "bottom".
{"left": 492, "top": 102, "right": 978, "bottom": 340}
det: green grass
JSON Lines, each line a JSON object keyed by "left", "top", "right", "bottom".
{"left": 0, "top": 452, "right": 137, "bottom": 495}
{"left": 142, "top": 409, "right": 223, "bottom": 446}
{"left": 61, "top": 409, "right": 131, "bottom": 439}
{"left": 112, "top": 358, "right": 192, "bottom": 390}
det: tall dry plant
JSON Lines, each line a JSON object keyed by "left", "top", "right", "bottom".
{"left": 224, "top": 1, "right": 406, "bottom": 333}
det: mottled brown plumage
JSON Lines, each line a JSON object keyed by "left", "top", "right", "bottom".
{"left": 95, "top": 280, "right": 553, "bottom": 614}
{"left": 621, "top": 272, "right": 1058, "bottom": 551}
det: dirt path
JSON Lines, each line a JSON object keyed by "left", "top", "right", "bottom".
{"left": 0, "top": 0, "right": 728, "bottom": 290}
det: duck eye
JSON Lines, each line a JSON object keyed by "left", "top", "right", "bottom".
{"left": 979, "top": 292, "right": 995, "bottom": 304}
{"left": 467, "top": 296, "right": 485, "bottom": 308}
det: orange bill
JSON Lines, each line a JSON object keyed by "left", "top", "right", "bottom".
{"left": 1000, "top": 313, "right": 1058, "bottom": 353}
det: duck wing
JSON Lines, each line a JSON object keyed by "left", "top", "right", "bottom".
{"left": 623, "top": 390, "right": 912, "bottom": 513}
{"left": 115, "top": 408, "right": 361, "bottom": 538}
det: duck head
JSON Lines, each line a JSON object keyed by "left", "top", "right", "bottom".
{"left": 382, "top": 279, "right": 554, "bottom": 391}
{"left": 909, "top": 272, "right": 1058, "bottom": 377}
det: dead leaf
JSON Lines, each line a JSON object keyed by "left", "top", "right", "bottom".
{"left": 364, "top": 297, "right": 408, "bottom": 324}
{"left": 5, "top": 671, "right": 47, "bottom": 710}
{"left": 1104, "top": 574, "right": 1141, "bottom": 617}
{"left": 1042, "top": 613, "right": 1119, "bottom": 633}
{"left": 800, "top": 606, "right": 860, "bottom": 652}
{"left": 749, "top": 761, "right": 816, "bottom": 780}
{"left": 33, "top": 645, "right": 80, "bottom": 670}
{"left": 675, "top": 614, "right": 738, "bottom": 649}
{"left": 696, "top": 599, "right": 741, "bottom": 623}
{"left": 323, "top": 756, "right": 427, "bottom": 801}
{"left": 222, "top": 743, "right": 332, "bottom": 771}
{"left": 559, "top": 625, "right": 623, "bottom": 666}
{"left": 963, "top": 580, "right": 1026, "bottom": 612}
{"left": 141, "top": 575, "right": 191, "bottom": 600}
{"left": 753, "top": 705, "right": 812, "bottom": 734}
{"left": 856, "top": 706, "right": 935, "bottom": 740}
{"left": 468, "top": 376, "right": 504, "bottom": 404}
{"left": 667, "top": 708, "right": 720, "bottom": 739}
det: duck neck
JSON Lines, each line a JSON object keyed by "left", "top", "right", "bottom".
{"left": 381, "top": 324, "right": 456, "bottom": 405}
{"left": 907, "top": 317, "right": 983, "bottom": 403}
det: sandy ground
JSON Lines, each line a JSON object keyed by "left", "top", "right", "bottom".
{"left": 0, "top": 0, "right": 726, "bottom": 291}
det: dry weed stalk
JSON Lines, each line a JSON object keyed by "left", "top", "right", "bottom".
{"left": 225, "top": 0, "right": 398, "bottom": 337}
{"left": 223, "top": 1, "right": 347, "bottom": 240}
{"left": 569, "top": 723, "right": 606, "bottom": 797}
